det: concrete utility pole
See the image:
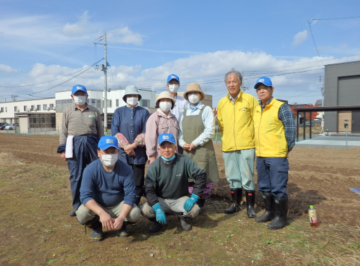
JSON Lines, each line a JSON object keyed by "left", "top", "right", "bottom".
{"left": 11, "top": 94, "right": 18, "bottom": 101}
{"left": 95, "top": 33, "right": 108, "bottom": 134}
{"left": 103, "top": 33, "right": 108, "bottom": 134}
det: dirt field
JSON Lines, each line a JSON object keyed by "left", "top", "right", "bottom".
{"left": 0, "top": 134, "right": 359, "bottom": 265}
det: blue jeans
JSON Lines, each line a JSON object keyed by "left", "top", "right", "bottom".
{"left": 256, "top": 157, "right": 289, "bottom": 198}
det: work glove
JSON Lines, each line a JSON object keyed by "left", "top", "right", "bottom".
{"left": 184, "top": 194, "right": 199, "bottom": 212}
{"left": 152, "top": 203, "right": 167, "bottom": 224}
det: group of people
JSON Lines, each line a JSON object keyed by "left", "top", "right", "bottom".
{"left": 57, "top": 70, "right": 295, "bottom": 241}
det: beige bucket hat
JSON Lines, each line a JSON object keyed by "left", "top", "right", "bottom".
{"left": 184, "top": 82, "right": 205, "bottom": 101}
{"left": 156, "top": 91, "right": 175, "bottom": 106}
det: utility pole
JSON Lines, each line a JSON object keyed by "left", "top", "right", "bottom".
{"left": 11, "top": 94, "right": 18, "bottom": 101}
{"left": 103, "top": 33, "right": 108, "bottom": 135}
{"left": 94, "top": 33, "right": 108, "bottom": 134}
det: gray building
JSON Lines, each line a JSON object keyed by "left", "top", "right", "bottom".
{"left": 323, "top": 61, "right": 360, "bottom": 133}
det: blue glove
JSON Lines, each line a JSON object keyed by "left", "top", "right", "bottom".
{"left": 184, "top": 194, "right": 199, "bottom": 212}
{"left": 152, "top": 203, "right": 167, "bottom": 224}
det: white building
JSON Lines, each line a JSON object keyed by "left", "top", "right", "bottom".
{"left": 0, "top": 88, "right": 156, "bottom": 133}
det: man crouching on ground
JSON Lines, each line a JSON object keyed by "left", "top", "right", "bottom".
{"left": 141, "top": 133, "right": 207, "bottom": 233}
{"left": 76, "top": 136, "right": 141, "bottom": 241}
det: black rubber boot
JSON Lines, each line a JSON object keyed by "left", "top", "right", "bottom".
{"left": 255, "top": 193, "right": 275, "bottom": 223}
{"left": 197, "top": 199, "right": 205, "bottom": 214}
{"left": 179, "top": 216, "right": 192, "bottom": 231}
{"left": 245, "top": 190, "right": 256, "bottom": 218}
{"left": 224, "top": 188, "right": 242, "bottom": 214}
{"left": 148, "top": 218, "right": 161, "bottom": 233}
{"left": 85, "top": 217, "right": 103, "bottom": 242}
{"left": 267, "top": 197, "right": 288, "bottom": 230}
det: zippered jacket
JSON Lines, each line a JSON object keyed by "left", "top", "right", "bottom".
{"left": 253, "top": 98, "right": 288, "bottom": 157}
{"left": 217, "top": 91, "right": 258, "bottom": 152}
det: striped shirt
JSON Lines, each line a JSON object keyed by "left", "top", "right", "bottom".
{"left": 59, "top": 104, "right": 104, "bottom": 145}
{"left": 260, "top": 97, "right": 296, "bottom": 152}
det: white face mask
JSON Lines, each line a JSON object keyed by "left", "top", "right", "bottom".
{"left": 168, "top": 84, "right": 179, "bottom": 93}
{"left": 159, "top": 101, "right": 172, "bottom": 113}
{"left": 73, "top": 96, "right": 87, "bottom": 105}
{"left": 188, "top": 94, "right": 200, "bottom": 104}
{"left": 101, "top": 153, "right": 118, "bottom": 167}
{"left": 126, "top": 97, "right": 138, "bottom": 106}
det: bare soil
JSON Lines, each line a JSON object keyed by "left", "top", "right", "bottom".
{"left": 0, "top": 134, "right": 359, "bottom": 265}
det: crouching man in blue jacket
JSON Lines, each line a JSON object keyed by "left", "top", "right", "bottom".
{"left": 140, "top": 133, "right": 207, "bottom": 233}
{"left": 76, "top": 136, "right": 141, "bottom": 241}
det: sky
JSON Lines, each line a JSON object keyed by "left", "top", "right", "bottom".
{"left": 0, "top": 0, "right": 360, "bottom": 107}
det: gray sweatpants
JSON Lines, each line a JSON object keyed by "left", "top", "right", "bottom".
{"left": 76, "top": 201, "right": 141, "bottom": 225}
{"left": 140, "top": 196, "right": 200, "bottom": 218}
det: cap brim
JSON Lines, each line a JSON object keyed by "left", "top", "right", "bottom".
{"left": 100, "top": 144, "right": 120, "bottom": 150}
{"left": 159, "top": 140, "right": 176, "bottom": 145}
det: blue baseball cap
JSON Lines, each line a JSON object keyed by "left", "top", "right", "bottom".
{"left": 167, "top": 74, "right": 180, "bottom": 83}
{"left": 158, "top": 133, "right": 176, "bottom": 145}
{"left": 98, "top": 136, "right": 120, "bottom": 150}
{"left": 71, "top": 84, "right": 88, "bottom": 95}
{"left": 254, "top": 77, "right": 273, "bottom": 89}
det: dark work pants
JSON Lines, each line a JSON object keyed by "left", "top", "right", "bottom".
{"left": 67, "top": 135, "right": 99, "bottom": 209}
{"left": 256, "top": 157, "right": 289, "bottom": 198}
{"left": 130, "top": 164, "right": 145, "bottom": 197}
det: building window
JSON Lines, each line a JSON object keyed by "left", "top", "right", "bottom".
{"left": 96, "top": 100, "right": 101, "bottom": 109}
{"left": 5, "top": 107, "right": 7, "bottom": 112}
{"left": 24, "top": 106, "right": 27, "bottom": 111}
{"left": 0, "top": 107, "right": 3, "bottom": 112}
{"left": 50, "top": 104, "right": 54, "bottom": 110}
{"left": 37, "top": 105, "right": 41, "bottom": 111}
{"left": 116, "top": 99, "right": 119, "bottom": 107}
{"left": 29, "top": 114, "right": 56, "bottom": 128}
{"left": 14, "top": 106, "right": 17, "bottom": 112}
{"left": 43, "top": 104, "right": 47, "bottom": 110}
{"left": 142, "top": 99, "right": 150, "bottom": 108}
{"left": 31, "top": 105, "right": 35, "bottom": 111}
{"left": 107, "top": 100, "right": 112, "bottom": 108}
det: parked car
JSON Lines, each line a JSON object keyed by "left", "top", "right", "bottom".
{"left": 4, "top": 123, "right": 18, "bottom": 130}
{"left": 0, "top": 124, "right": 9, "bottom": 130}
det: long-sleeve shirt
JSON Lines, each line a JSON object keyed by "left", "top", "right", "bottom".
{"left": 59, "top": 104, "right": 104, "bottom": 145}
{"left": 170, "top": 95, "right": 188, "bottom": 121}
{"left": 144, "top": 154, "right": 207, "bottom": 206}
{"left": 260, "top": 97, "right": 296, "bottom": 152}
{"left": 111, "top": 105, "right": 150, "bottom": 165}
{"left": 80, "top": 159, "right": 136, "bottom": 207}
{"left": 145, "top": 109, "right": 179, "bottom": 158}
{"left": 178, "top": 102, "right": 215, "bottom": 147}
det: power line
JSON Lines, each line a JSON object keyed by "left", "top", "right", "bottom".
{"left": 27, "top": 58, "right": 103, "bottom": 96}
{"left": 309, "top": 15, "right": 360, "bottom": 21}
{"left": 307, "top": 19, "right": 325, "bottom": 66}
{"left": 0, "top": 65, "right": 99, "bottom": 88}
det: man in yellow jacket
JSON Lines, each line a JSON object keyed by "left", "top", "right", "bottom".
{"left": 217, "top": 70, "right": 258, "bottom": 218}
{"left": 253, "top": 77, "right": 296, "bottom": 230}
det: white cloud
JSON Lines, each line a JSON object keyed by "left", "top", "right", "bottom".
{"left": 0, "top": 13, "right": 144, "bottom": 48}
{"left": 62, "top": 11, "right": 90, "bottom": 37}
{"left": 292, "top": 30, "right": 308, "bottom": 46}
{"left": 2, "top": 50, "right": 360, "bottom": 105}
{"left": 107, "top": 27, "right": 144, "bottom": 45}
{"left": 0, "top": 64, "right": 16, "bottom": 74}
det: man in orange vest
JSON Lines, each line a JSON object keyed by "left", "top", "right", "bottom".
{"left": 253, "top": 77, "right": 296, "bottom": 230}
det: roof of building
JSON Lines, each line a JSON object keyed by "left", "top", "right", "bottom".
{"left": 325, "top": 60, "right": 360, "bottom": 67}
{"left": 0, "top": 97, "right": 55, "bottom": 104}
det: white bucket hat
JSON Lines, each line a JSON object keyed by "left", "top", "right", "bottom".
{"left": 123, "top": 85, "right": 142, "bottom": 102}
